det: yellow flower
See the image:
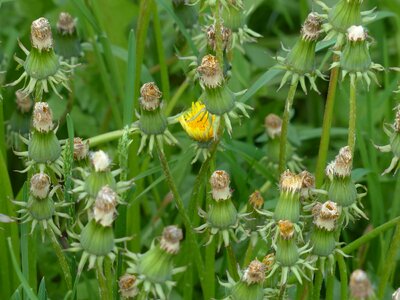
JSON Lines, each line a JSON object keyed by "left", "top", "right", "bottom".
{"left": 179, "top": 102, "right": 215, "bottom": 143}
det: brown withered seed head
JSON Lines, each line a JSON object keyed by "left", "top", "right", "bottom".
{"left": 301, "top": 12, "right": 322, "bottom": 41}
{"left": 139, "top": 82, "right": 162, "bottom": 111}
{"left": 31, "top": 17, "right": 53, "bottom": 50}
{"left": 118, "top": 274, "right": 138, "bottom": 299}
{"left": 243, "top": 259, "right": 266, "bottom": 285}
{"left": 160, "top": 225, "right": 183, "bottom": 254}
{"left": 33, "top": 102, "right": 53, "bottom": 133}
{"left": 30, "top": 173, "right": 51, "bottom": 199}
{"left": 73, "top": 137, "right": 89, "bottom": 161}
{"left": 278, "top": 220, "right": 295, "bottom": 239}
{"left": 248, "top": 190, "right": 264, "bottom": 209}
{"left": 350, "top": 269, "right": 374, "bottom": 299}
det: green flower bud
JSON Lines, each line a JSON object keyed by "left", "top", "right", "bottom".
{"left": 274, "top": 171, "right": 302, "bottom": 223}
{"left": 230, "top": 260, "right": 266, "bottom": 300}
{"left": 54, "top": 12, "right": 82, "bottom": 60}
{"left": 341, "top": 26, "right": 371, "bottom": 73}
{"left": 208, "top": 199, "right": 238, "bottom": 229}
{"left": 80, "top": 219, "right": 115, "bottom": 256}
{"left": 28, "top": 194, "right": 55, "bottom": 221}
{"left": 276, "top": 220, "right": 299, "bottom": 267}
{"left": 85, "top": 151, "right": 116, "bottom": 198}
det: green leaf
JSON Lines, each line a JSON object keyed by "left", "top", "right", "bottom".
{"left": 38, "top": 278, "right": 48, "bottom": 300}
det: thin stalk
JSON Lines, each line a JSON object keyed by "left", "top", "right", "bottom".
{"left": 88, "top": 129, "right": 136, "bottom": 147}
{"left": 377, "top": 224, "right": 400, "bottom": 298}
{"left": 243, "top": 240, "right": 254, "bottom": 267}
{"left": 337, "top": 254, "right": 348, "bottom": 300}
{"left": 96, "top": 265, "right": 111, "bottom": 300}
{"left": 226, "top": 244, "right": 239, "bottom": 281}
{"left": 155, "top": 141, "right": 206, "bottom": 293}
{"left": 153, "top": 3, "right": 170, "bottom": 102}
{"left": 348, "top": 81, "right": 357, "bottom": 153}
{"left": 213, "top": 2, "right": 223, "bottom": 68}
{"left": 47, "top": 228, "right": 72, "bottom": 291}
{"left": 279, "top": 77, "right": 299, "bottom": 173}
{"left": 315, "top": 54, "right": 340, "bottom": 187}
{"left": 325, "top": 272, "right": 335, "bottom": 300}
{"left": 342, "top": 216, "right": 400, "bottom": 254}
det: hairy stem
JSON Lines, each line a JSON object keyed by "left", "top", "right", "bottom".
{"left": 279, "top": 78, "right": 299, "bottom": 173}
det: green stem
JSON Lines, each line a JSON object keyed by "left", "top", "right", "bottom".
{"left": 313, "top": 259, "right": 324, "bottom": 300}
{"left": 242, "top": 240, "right": 253, "bottom": 267}
{"left": 337, "top": 254, "right": 348, "bottom": 300}
{"left": 213, "top": 2, "right": 223, "bottom": 69}
{"left": 96, "top": 264, "right": 111, "bottom": 300}
{"left": 325, "top": 271, "right": 335, "bottom": 300}
{"left": 155, "top": 141, "right": 206, "bottom": 293}
{"left": 342, "top": 216, "right": 400, "bottom": 254}
{"left": 278, "top": 77, "right": 299, "bottom": 173}
{"left": 226, "top": 244, "right": 239, "bottom": 281}
{"left": 153, "top": 3, "right": 170, "bottom": 102}
{"left": 377, "top": 224, "right": 400, "bottom": 298}
{"left": 47, "top": 228, "right": 72, "bottom": 291}
{"left": 315, "top": 54, "right": 340, "bottom": 187}
{"left": 348, "top": 81, "right": 357, "bottom": 153}
{"left": 88, "top": 128, "right": 137, "bottom": 147}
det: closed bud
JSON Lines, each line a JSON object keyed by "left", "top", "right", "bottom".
{"left": 350, "top": 269, "right": 374, "bottom": 300}
{"left": 32, "top": 102, "right": 53, "bottom": 133}
{"left": 197, "top": 55, "right": 223, "bottom": 88}
{"left": 118, "top": 274, "right": 138, "bottom": 299}
{"left": 275, "top": 171, "right": 302, "bottom": 222}
{"left": 57, "top": 12, "right": 75, "bottom": 35}
{"left": 15, "top": 90, "right": 32, "bottom": 113}
{"left": 160, "top": 225, "right": 183, "bottom": 254}
{"left": 93, "top": 186, "right": 117, "bottom": 227}
{"left": 210, "top": 170, "right": 232, "bottom": 200}
{"left": 265, "top": 113, "right": 282, "bottom": 139}
{"left": 31, "top": 17, "right": 53, "bottom": 51}
{"left": 30, "top": 173, "right": 51, "bottom": 199}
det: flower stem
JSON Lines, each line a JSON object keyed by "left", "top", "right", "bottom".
{"left": 279, "top": 77, "right": 299, "bottom": 173}
{"left": 325, "top": 271, "right": 335, "bottom": 300}
{"left": 377, "top": 224, "right": 400, "bottom": 298}
{"left": 348, "top": 81, "right": 357, "bottom": 154}
{"left": 342, "top": 216, "right": 400, "bottom": 254}
{"left": 155, "top": 141, "right": 206, "bottom": 293}
{"left": 315, "top": 54, "right": 340, "bottom": 187}
{"left": 313, "top": 259, "right": 324, "bottom": 300}
{"left": 213, "top": 2, "right": 224, "bottom": 69}
{"left": 336, "top": 254, "right": 348, "bottom": 300}
{"left": 226, "top": 244, "right": 239, "bottom": 281}
{"left": 47, "top": 228, "right": 72, "bottom": 291}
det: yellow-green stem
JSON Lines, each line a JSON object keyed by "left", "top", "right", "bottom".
{"left": 96, "top": 264, "right": 111, "bottom": 300}
{"left": 337, "top": 254, "right": 348, "bottom": 300}
{"left": 279, "top": 78, "right": 299, "bottom": 173}
{"left": 226, "top": 244, "right": 239, "bottom": 281}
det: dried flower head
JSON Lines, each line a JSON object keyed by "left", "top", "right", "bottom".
{"left": 93, "top": 185, "right": 118, "bottom": 227}
{"left": 160, "top": 225, "right": 183, "bottom": 254}
{"left": 394, "top": 110, "right": 400, "bottom": 132}
{"left": 328, "top": 146, "right": 353, "bottom": 178}
{"left": 243, "top": 259, "right": 266, "bottom": 285}
{"left": 278, "top": 220, "right": 295, "bottom": 239}
{"left": 301, "top": 12, "right": 322, "bottom": 41}
{"left": 265, "top": 113, "right": 282, "bottom": 138}
{"left": 30, "top": 17, "right": 53, "bottom": 51}
{"left": 313, "top": 201, "right": 340, "bottom": 231}
{"left": 262, "top": 253, "right": 275, "bottom": 271}
{"left": 279, "top": 170, "right": 302, "bottom": 193}
{"left": 57, "top": 12, "right": 76, "bottom": 35}
{"left": 90, "top": 150, "right": 111, "bottom": 172}
{"left": 197, "top": 54, "right": 223, "bottom": 88}
{"left": 139, "top": 82, "right": 162, "bottom": 111}
{"left": 350, "top": 269, "right": 374, "bottom": 299}
{"left": 300, "top": 170, "right": 315, "bottom": 189}
{"left": 347, "top": 25, "right": 367, "bottom": 42}
{"left": 210, "top": 170, "right": 232, "bottom": 200}
{"left": 73, "top": 137, "right": 89, "bottom": 161}
{"left": 248, "top": 190, "right": 264, "bottom": 209}
{"left": 30, "top": 173, "right": 51, "bottom": 199}
{"left": 179, "top": 101, "right": 214, "bottom": 143}
{"left": 118, "top": 274, "right": 138, "bottom": 299}
{"left": 32, "top": 102, "right": 53, "bottom": 133}
{"left": 15, "top": 90, "right": 32, "bottom": 113}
